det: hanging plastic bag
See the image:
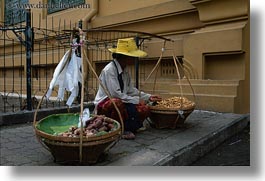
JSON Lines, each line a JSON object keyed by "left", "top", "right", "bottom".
{"left": 78, "top": 108, "right": 91, "bottom": 128}
{"left": 46, "top": 43, "right": 82, "bottom": 106}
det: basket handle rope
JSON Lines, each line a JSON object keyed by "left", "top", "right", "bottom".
{"left": 139, "top": 40, "right": 196, "bottom": 110}
{"left": 33, "top": 45, "right": 73, "bottom": 127}
{"left": 172, "top": 52, "right": 184, "bottom": 110}
{"left": 78, "top": 29, "right": 124, "bottom": 163}
{"left": 171, "top": 51, "right": 197, "bottom": 110}
{"left": 175, "top": 56, "right": 196, "bottom": 103}
{"left": 82, "top": 48, "right": 124, "bottom": 132}
{"left": 33, "top": 29, "right": 75, "bottom": 153}
{"left": 33, "top": 88, "right": 51, "bottom": 152}
{"left": 33, "top": 25, "right": 74, "bottom": 127}
{"left": 81, "top": 48, "right": 124, "bottom": 159}
{"left": 139, "top": 41, "right": 165, "bottom": 98}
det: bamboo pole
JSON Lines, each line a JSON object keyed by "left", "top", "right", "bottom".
{"left": 79, "top": 28, "right": 85, "bottom": 163}
{"left": 82, "top": 48, "right": 124, "bottom": 135}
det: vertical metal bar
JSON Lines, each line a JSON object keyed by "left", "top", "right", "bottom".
{"left": 135, "top": 36, "right": 139, "bottom": 89}
{"left": 19, "top": 14, "right": 23, "bottom": 111}
{"left": 52, "top": 16, "right": 54, "bottom": 65}
{"left": 92, "top": 32, "right": 95, "bottom": 92}
{"left": 12, "top": 39, "right": 14, "bottom": 92}
{"left": 78, "top": 20, "right": 83, "bottom": 29}
{"left": 25, "top": 9, "right": 32, "bottom": 110}
{"left": 45, "top": 12, "right": 48, "bottom": 108}
{"left": 3, "top": 25, "right": 6, "bottom": 112}
{"left": 38, "top": 14, "right": 41, "bottom": 91}
{"left": 58, "top": 18, "right": 61, "bottom": 65}
{"left": 31, "top": 10, "right": 35, "bottom": 98}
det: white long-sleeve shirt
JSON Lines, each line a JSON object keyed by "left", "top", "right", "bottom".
{"left": 94, "top": 59, "right": 151, "bottom": 106}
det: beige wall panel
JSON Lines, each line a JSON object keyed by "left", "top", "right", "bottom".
{"left": 31, "top": 49, "right": 69, "bottom": 64}
{"left": 184, "top": 25, "right": 244, "bottom": 78}
{"left": 93, "top": 11, "right": 203, "bottom": 35}
{"left": 0, "top": 30, "right": 19, "bottom": 43}
{"left": 1, "top": 49, "right": 84, "bottom": 79}
{"left": 238, "top": 21, "right": 249, "bottom": 113}
{"left": 0, "top": 54, "right": 26, "bottom": 67}
{"left": 98, "top": 0, "right": 172, "bottom": 16}
{"left": 95, "top": 0, "right": 195, "bottom": 28}
{"left": 204, "top": 53, "right": 245, "bottom": 80}
{"left": 0, "top": 43, "right": 25, "bottom": 54}
{"left": 88, "top": 49, "right": 112, "bottom": 62}
{"left": 192, "top": 0, "right": 248, "bottom": 24}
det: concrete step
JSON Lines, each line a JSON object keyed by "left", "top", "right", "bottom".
{"left": 100, "top": 111, "right": 250, "bottom": 166}
{"left": 142, "top": 79, "right": 239, "bottom": 96}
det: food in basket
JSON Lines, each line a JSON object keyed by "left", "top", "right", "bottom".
{"left": 151, "top": 96, "right": 195, "bottom": 110}
{"left": 58, "top": 115, "right": 116, "bottom": 138}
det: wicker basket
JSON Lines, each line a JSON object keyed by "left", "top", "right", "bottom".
{"left": 32, "top": 35, "right": 127, "bottom": 165}
{"left": 149, "top": 105, "right": 195, "bottom": 129}
{"left": 34, "top": 113, "right": 121, "bottom": 164}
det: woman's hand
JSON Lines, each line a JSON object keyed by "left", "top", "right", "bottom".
{"left": 149, "top": 95, "right": 162, "bottom": 102}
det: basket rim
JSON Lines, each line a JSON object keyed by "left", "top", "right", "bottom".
{"left": 150, "top": 108, "right": 194, "bottom": 115}
{"left": 40, "top": 133, "right": 120, "bottom": 147}
{"left": 149, "top": 104, "right": 196, "bottom": 112}
{"left": 34, "top": 114, "right": 121, "bottom": 142}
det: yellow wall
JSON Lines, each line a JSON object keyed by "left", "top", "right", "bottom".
{"left": 0, "top": 0, "right": 250, "bottom": 113}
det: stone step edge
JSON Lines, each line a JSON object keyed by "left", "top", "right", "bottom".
{"left": 153, "top": 114, "right": 250, "bottom": 166}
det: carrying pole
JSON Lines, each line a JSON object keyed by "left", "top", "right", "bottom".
{"left": 25, "top": 9, "right": 32, "bottom": 110}
{"left": 78, "top": 20, "right": 84, "bottom": 163}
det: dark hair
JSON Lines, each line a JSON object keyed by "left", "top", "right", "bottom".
{"left": 112, "top": 53, "right": 124, "bottom": 60}
{"left": 112, "top": 53, "right": 118, "bottom": 59}
{"left": 112, "top": 53, "right": 132, "bottom": 60}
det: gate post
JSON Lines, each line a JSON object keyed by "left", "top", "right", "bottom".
{"left": 135, "top": 36, "right": 139, "bottom": 89}
{"left": 25, "top": 9, "right": 32, "bottom": 110}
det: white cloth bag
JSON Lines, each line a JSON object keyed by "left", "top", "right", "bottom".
{"left": 46, "top": 49, "right": 82, "bottom": 106}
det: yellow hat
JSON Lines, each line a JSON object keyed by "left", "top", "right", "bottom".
{"left": 108, "top": 38, "right": 147, "bottom": 57}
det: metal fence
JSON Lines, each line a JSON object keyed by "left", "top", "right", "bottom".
{"left": 1, "top": 9, "right": 183, "bottom": 114}
{"left": 0, "top": 9, "right": 88, "bottom": 113}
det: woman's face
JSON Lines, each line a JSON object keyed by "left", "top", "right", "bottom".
{"left": 118, "top": 55, "right": 135, "bottom": 69}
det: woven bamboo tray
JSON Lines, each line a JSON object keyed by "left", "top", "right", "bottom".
{"left": 149, "top": 105, "right": 195, "bottom": 129}
{"left": 34, "top": 113, "right": 121, "bottom": 164}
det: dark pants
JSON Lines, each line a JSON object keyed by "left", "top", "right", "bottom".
{"left": 123, "top": 103, "right": 142, "bottom": 132}
{"left": 97, "top": 98, "right": 150, "bottom": 133}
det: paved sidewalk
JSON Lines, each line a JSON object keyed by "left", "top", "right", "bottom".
{"left": 0, "top": 110, "right": 249, "bottom": 166}
{"left": 191, "top": 124, "right": 250, "bottom": 166}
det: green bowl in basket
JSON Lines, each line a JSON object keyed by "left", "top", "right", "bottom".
{"left": 36, "top": 113, "right": 79, "bottom": 136}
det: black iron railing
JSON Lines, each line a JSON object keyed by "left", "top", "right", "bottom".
{"left": 1, "top": 10, "right": 174, "bottom": 114}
